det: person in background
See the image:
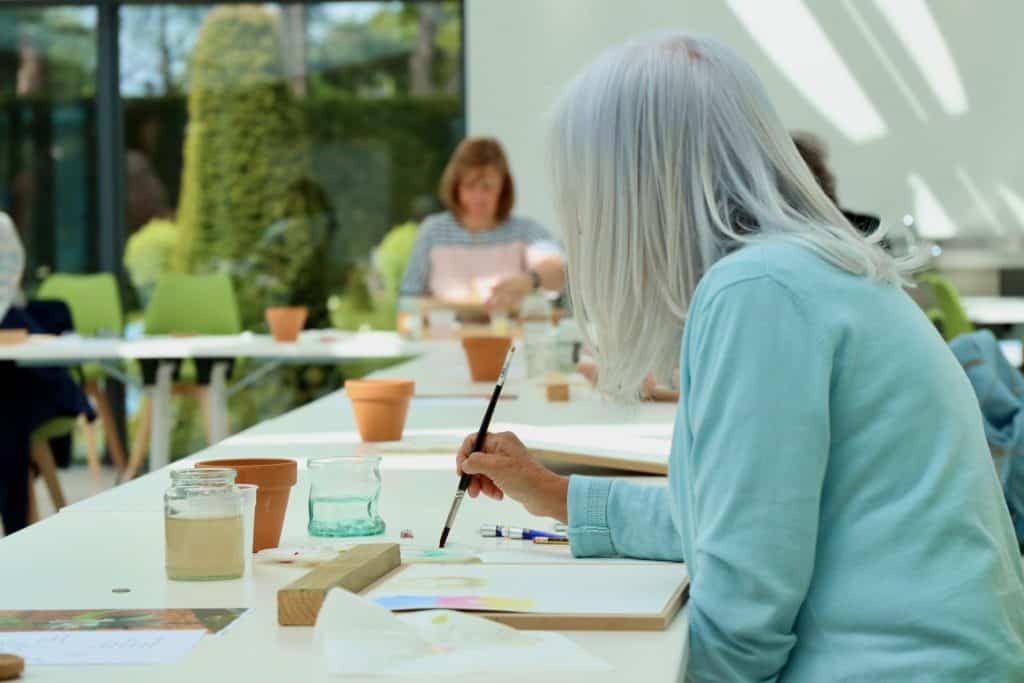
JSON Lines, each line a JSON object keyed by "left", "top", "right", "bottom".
{"left": 792, "top": 131, "right": 884, "bottom": 241}
{"left": 399, "top": 137, "right": 565, "bottom": 312}
{"left": 0, "top": 211, "right": 24, "bottom": 319}
{"left": 1, "top": 211, "right": 97, "bottom": 534}
{"left": 454, "top": 32, "right": 1024, "bottom": 681}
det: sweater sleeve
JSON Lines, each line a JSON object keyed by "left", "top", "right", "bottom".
{"left": 399, "top": 219, "right": 434, "bottom": 297}
{"left": 567, "top": 475, "right": 684, "bottom": 561}
{"left": 683, "top": 274, "right": 831, "bottom": 682}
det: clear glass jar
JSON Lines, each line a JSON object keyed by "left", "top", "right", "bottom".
{"left": 520, "top": 293, "right": 555, "bottom": 378}
{"left": 164, "top": 468, "right": 245, "bottom": 581}
{"left": 308, "top": 456, "right": 385, "bottom": 537}
{"left": 397, "top": 298, "right": 424, "bottom": 340}
{"left": 554, "top": 317, "right": 583, "bottom": 373}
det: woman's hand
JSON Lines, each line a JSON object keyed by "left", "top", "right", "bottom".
{"left": 456, "top": 431, "right": 569, "bottom": 522}
{"left": 576, "top": 360, "right": 681, "bottom": 403}
{"left": 485, "top": 274, "right": 533, "bottom": 311}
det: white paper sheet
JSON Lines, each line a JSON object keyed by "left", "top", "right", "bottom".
{"left": 316, "top": 589, "right": 608, "bottom": 677}
{"left": 0, "top": 629, "right": 205, "bottom": 665}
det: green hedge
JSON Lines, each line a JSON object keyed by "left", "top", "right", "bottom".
{"left": 177, "top": 6, "right": 318, "bottom": 328}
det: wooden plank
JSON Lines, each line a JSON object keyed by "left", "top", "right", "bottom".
{"left": 277, "top": 543, "right": 401, "bottom": 626}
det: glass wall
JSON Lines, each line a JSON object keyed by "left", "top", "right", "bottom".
{"left": 0, "top": 6, "right": 99, "bottom": 288}
{"left": 119, "top": 2, "right": 463, "bottom": 327}
{"left": 112, "top": 2, "right": 463, "bottom": 448}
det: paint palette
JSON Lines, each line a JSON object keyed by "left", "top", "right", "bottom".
{"left": 372, "top": 595, "right": 534, "bottom": 612}
{"left": 402, "top": 546, "right": 482, "bottom": 564}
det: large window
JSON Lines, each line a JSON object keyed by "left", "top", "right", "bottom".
{"left": 0, "top": 6, "right": 99, "bottom": 286}
{"left": 119, "top": 3, "right": 463, "bottom": 327}
{"left": 111, "top": 2, "right": 463, "bottom": 444}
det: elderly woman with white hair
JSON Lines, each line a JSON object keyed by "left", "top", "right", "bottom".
{"left": 456, "top": 33, "right": 1024, "bottom": 681}
{"left": 0, "top": 211, "right": 23, "bottom": 319}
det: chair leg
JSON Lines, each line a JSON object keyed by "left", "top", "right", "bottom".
{"left": 79, "top": 415, "right": 101, "bottom": 482}
{"left": 124, "top": 396, "right": 151, "bottom": 481}
{"left": 196, "top": 387, "right": 213, "bottom": 445}
{"left": 86, "top": 382, "right": 127, "bottom": 471}
{"left": 30, "top": 439, "right": 67, "bottom": 511}
{"left": 27, "top": 468, "right": 39, "bottom": 525}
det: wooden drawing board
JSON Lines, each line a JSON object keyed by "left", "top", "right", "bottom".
{"left": 277, "top": 545, "right": 689, "bottom": 631}
{"left": 505, "top": 423, "right": 671, "bottom": 475}
{"left": 365, "top": 425, "right": 672, "bottom": 476}
{"left": 362, "top": 561, "right": 689, "bottom": 631}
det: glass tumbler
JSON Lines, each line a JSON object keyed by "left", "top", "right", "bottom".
{"left": 307, "top": 456, "right": 386, "bottom": 537}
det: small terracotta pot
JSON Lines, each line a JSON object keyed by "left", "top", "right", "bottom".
{"left": 345, "top": 379, "right": 415, "bottom": 442}
{"left": 461, "top": 336, "right": 512, "bottom": 382}
{"left": 195, "top": 458, "right": 297, "bottom": 552}
{"left": 265, "top": 306, "right": 308, "bottom": 343}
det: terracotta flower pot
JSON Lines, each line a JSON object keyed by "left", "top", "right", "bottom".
{"left": 345, "top": 379, "right": 415, "bottom": 442}
{"left": 461, "top": 336, "right": 513, "bottom": 382}
{"left": 265, "top": 306, "right": 308, "bottom": 343}
{"left": 195, "top": 458, "right": 297, "bottom": 552}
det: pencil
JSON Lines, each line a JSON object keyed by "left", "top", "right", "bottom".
{"left": 532, "top": 537, "right": 569, "bottom": 545}
{"left": 438, "top": 344, "right": 517, "bottom": 548}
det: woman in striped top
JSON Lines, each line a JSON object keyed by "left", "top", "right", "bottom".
{"left": 399, "top": 137, "right": 565, "bottom": 311}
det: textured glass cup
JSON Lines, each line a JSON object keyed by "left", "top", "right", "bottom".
{"left": 307, "top": 456, "right": 385, "bottom": 537}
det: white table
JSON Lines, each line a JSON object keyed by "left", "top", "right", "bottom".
{"left": 0, "top": 342, "right": 686, "bottom": 681}
{"left": 961, "top": 296, "right": 1024, "bottom": 325}
{"left": 0, "top": 331, "right": 420, "bottom": 470}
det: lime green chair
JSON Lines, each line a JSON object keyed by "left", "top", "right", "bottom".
{"left": 125, "top": 274, "right": 242, "bottom": 479}
{"left": 27, "top": 418, "right": 77, "bottom": 517}
{"left": 35, "top": 273, "right": 122, "bottom": 478}
{"left": 36, "top": 273, "right": 124, "bottom": 338}
{"left": 917, "top": 272, "right": 974, "bottom": 341}
{"left": 143, "top": 273, "right": 242, "bottom": 336}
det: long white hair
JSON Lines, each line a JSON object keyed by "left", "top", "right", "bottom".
{"left": 551, "top": 32, "right": 911, "bottom": 401}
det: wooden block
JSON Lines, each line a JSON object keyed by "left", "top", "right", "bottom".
{"left": 278, "top": 543, "right": 401, "bottom": 626}
{"left": 545, "top": 383, "right": 569, "bottom": 402}
{"left": 0, "top": 653, "right": 24, "bottom": 681}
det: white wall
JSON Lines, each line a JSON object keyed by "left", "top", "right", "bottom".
{"left": 466, "top": 0, "right": 1024, "bottom": 266}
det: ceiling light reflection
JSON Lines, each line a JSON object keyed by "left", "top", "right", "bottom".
{"left": 726, "top": 0, "right": 887, "bottom": 143}
{"left": 908, "top": 173, "right": 958, "bottom": 239}
{"left": 873, "top": 0, "right": 968, "bottom": 116}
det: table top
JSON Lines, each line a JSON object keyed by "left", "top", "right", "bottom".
{"left": 0, "top": 330, "right": 419, "bottom": 363}
{"left": 0, "top": 340, "right": 685, "bottom": 681}
{"left": 961, "top": 296, "right": 1024, "bottom": 325}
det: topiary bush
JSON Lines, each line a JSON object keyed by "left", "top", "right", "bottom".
{"left": 123, "top": 217, "right": 179, "bottom": 308}
{"left": 176, "top": 6, "right": 321, "bottom": 328}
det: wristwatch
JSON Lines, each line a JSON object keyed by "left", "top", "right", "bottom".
{"left": 528, "top": 269, "right": 542, "bottom": 291}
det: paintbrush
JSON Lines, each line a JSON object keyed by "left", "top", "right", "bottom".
{"left": 438, "top": 343, "right": 516, "bottom": 548}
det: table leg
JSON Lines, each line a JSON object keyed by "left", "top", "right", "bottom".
{"left": 208, "top": 361, "right": 230, "bottom": 443}
{"left": 149, "top": 361, "right": 175, "bottom": 470}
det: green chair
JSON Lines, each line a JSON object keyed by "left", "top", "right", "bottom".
{"left": 917, "top": 272, "right": 974, "bottom": 341}
{"left": 27, "top": 418, "right": 79, "bottom": 517}
{"left": 35, "top": 273, "right": 123, "bottom": 478}
{"left": 124, "top": 274, "right": 242, "bottom": 479}
{"left": 143, "top": 273, "right": 242, "bottom": 336}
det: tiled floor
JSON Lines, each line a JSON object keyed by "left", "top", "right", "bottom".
{"left": 1, "top": 464, "right": 120, "bottom": 536}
